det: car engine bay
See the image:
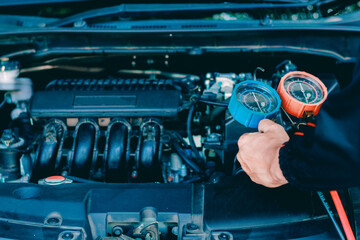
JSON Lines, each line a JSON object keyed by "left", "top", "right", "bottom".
{"left": 0, "top": 53, "right": 346, "bottom": 186}
{"left": 0, "top": 51, "right": 357, "bottom": 239}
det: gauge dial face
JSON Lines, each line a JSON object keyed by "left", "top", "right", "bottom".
{"left": 236, "top": 83, "right": 278, "bottom": 113}
{"left": 283, "top": 75, "right": 324, "bottom": 104}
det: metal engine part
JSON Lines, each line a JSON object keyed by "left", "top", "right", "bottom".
{"left": 0, "top": 129, "right": 25, "bottom": 181}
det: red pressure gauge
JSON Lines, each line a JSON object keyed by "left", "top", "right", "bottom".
{"left": 277, "top": 71, "right": 328, "bottom": 118}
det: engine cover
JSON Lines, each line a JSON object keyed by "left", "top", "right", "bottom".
{"left": 30, "top": 78, "right": 182, "bottom": 118}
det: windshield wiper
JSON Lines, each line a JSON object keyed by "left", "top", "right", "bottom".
{"left": 47, "top": 2, "right": 322, "bottom": 27}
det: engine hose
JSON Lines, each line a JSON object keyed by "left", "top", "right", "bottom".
{"left": 197, "top": 99, "right": 228, "bottom": 107}
{"left": 181, "top": 175, "right": 202, "bottom": 183}
{"left": 66, "top": 175, "right": 98, "bottom": 183}
{"left": 170, "top": 134, "right": 202, "bottom": 174}
{"left": 187, "top": 104, "right": 202, "bottom": 164}
{"left": 172, "top": 131, "right": 194, "bottom": 150}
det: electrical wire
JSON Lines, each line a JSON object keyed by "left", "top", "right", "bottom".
{"left": 330, "top": 190, "right": 356, "bottom": 240}
{"left": 317, "top": 191, "right": 346, "bottom": 240}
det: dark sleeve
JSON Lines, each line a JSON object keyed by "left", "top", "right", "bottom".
{"left": 279, "top": 60, "right": 360, "bottom": 191}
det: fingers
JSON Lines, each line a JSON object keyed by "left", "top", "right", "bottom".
{"left": 258, "top": 119, "right": 290, "bottom": 143}
{"left": 258, "top": 119, "right": 280, "bottom": 133}
{"left": 237, "top": 151, "right": 279, "bottom": 188}
{"left": 236, "top": 152, "right": 251, "bottom": 174}
{"left": 237, "top": 132, "right": 250, "bottom": 149}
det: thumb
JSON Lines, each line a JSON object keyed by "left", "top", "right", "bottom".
{"left": 258, "top": 119, "right": 280, "bottom": 133}
{"left": 258, "top": 119, "right": 290, "bottom": 143}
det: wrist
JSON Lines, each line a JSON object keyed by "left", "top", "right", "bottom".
{"left": 271, "top": 147, "right": 288, "bottom": 185}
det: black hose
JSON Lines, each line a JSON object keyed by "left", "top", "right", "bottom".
{"left": 181, "top": 175, "right": 202, "bottom": 183}
{"left": 198, "top": 99, "right": 228, "bottom": 107}
{"left": 275, "top": 59, "right": 291, "bottom": 72}
{"left": 66, "top": 175, "right": 98, "bottom": 183}
{"left": 171, "top": 134, "right": 202, "bottom": 174}
{"left": 172, "top": 131, "right": 190, "bottom": 147}
{"left": 0, "top": 98, "right": 6, "bottom": 109}
{"left": 187, "top": 104, "right": 202, "bottom": 164}
{"left": 233, "top": 155, "right": 245, "bottom": 175}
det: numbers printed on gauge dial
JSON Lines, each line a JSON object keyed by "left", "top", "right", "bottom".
{"left": 283, "top": 76, "right": 324, "bottom": 104}
{"left": 236, "top": 83, "right": 278, "bottom": 113}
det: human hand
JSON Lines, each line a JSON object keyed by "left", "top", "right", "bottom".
{"left": 236, "top": 119, "right": 289, "bottom": 188}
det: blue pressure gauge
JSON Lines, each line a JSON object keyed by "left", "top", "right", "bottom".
{"left": 228, "top": 81, "right": 281, "bottom": 128}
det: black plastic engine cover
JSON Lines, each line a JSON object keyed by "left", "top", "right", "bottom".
{"left": 30, "top": 78, "right": 182, "bottom": 118}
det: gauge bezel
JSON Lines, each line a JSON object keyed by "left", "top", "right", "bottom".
{"left": 281, "top": 72, "right": 327, "bottom": 106}
{"left": 228, "top": 80, "right": 281, "bottom": 128}
{"left": 277, "top": 71, "right": 328, "bottom": 118}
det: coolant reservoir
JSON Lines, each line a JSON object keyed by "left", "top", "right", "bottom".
{"left": 0, "top": 59, "right": 21, "bottom": 90}
{"left": 0, "top": 59, "right": 32, "bottom": 103}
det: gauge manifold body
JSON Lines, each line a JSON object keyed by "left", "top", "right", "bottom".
{"left": 277, "top": 71, "right": 328, "bottom": 118}
{"left": 228, "top": 80, "right": 281, "bottom": 128}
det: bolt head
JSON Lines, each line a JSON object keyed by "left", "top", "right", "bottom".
{"left": 218, "top": 233, "right": 230, "bottom": 240}
{"left": 112, "top": 226, "right": 123, "bottom": 236}
{"left": 61, "top": 232, "right": 74, "bottom": 240}
{"left": 186, "top": 223, "right": 199, "bottom": 231}
{"left": 46, "top": 217, "right": 60, "bottom": 225}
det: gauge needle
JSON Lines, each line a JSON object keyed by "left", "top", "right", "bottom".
{"left": 299, "top": 82, "right": 308, "bottom": 103}
{"left": 252, "top": 92, "right": 263, "bottom": 113}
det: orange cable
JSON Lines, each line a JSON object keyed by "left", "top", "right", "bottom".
{"left": 307, "top": 122, "right": 316, "bottom": 127}
{"left": 330, "top": 190, "right": 356, "bottom": 240}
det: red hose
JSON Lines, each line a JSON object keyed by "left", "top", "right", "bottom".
{"left": 330, "top": 190, "right": 356, "bottom": 240}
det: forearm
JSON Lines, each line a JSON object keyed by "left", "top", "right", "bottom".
{"left": 279, "top": 112, "right": 360, "bottom": 190}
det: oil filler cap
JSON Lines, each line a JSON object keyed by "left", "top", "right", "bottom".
{"left": 40, "top": 176, "right": 73, "bottom": 185}
{"left": 228, "top": 81, "right": 281, "bottom": 128}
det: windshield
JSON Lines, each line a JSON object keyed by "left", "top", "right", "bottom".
{"left": 0, "top": 0, "right": 359, "bottom": 24}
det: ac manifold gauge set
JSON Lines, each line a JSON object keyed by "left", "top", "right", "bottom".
{"left": 228, "top": 70, "right": 328, "bottom": 128}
